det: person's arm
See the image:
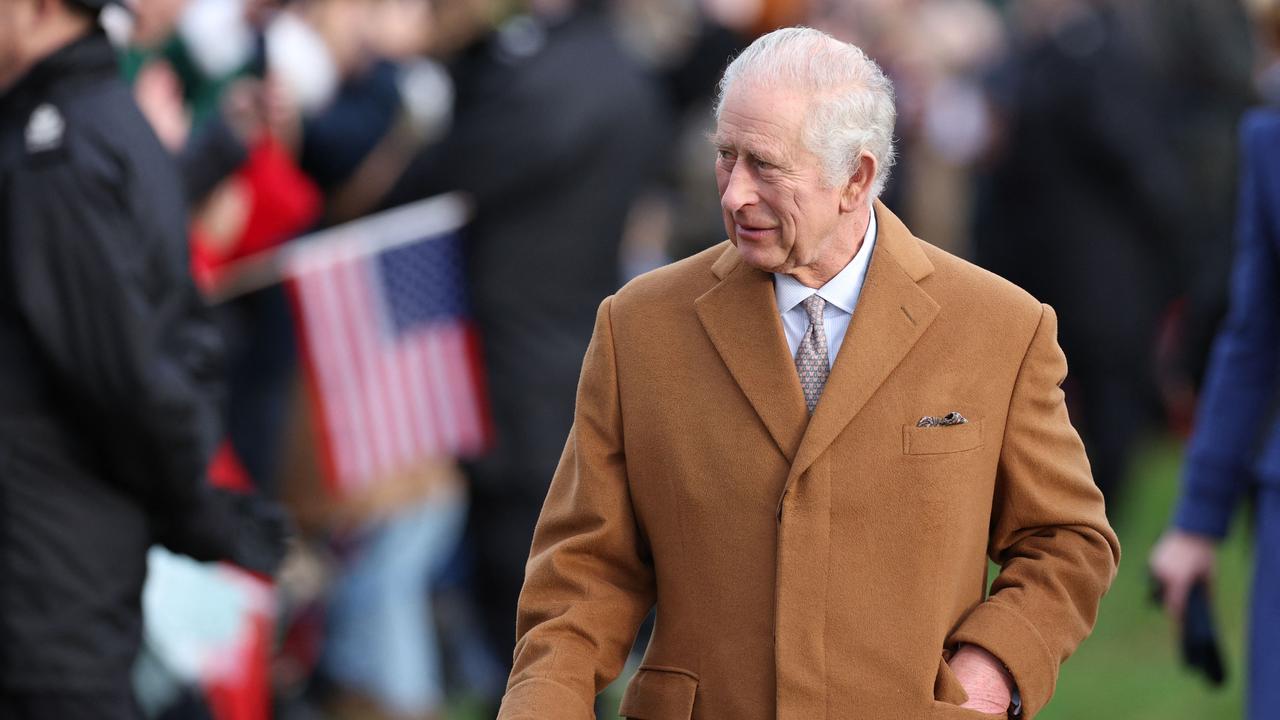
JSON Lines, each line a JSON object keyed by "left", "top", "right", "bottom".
{"left": 498, "top": 296, "right": 656, "bottom": 720}
{"left": 324, "top": 111, "right": 424, "bottom": 224}
{"left": 1151, "top": 111, "right": 1280, "bottom": 616}
{"left": 1175, "top": 113, "right": 1280, "bottom": 538}
{"left": 10, "top": 159, "right": 220, "bottom": 496}
{"left": 947, "top": 304, "right": 1121, "bottom": 718}
{"left": 9, "top": 157, "right": 283, "bottom": 572}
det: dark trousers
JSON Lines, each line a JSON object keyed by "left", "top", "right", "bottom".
{"left": 466, "top": 478, "right": 546, "bottom": 680}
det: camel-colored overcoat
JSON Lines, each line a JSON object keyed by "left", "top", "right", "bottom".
{"left": 498, "top": 202, "right": 1120, "bottom": 720}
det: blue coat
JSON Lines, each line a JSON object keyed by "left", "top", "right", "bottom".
{"left": 1173, "top": 108, "right": 1280, "bottom": 719}
{"left": 1175, "top": 108, "right": 1280, "bottom": 537}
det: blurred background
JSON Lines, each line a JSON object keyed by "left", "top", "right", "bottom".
{"left": 80, "top": 0, "right": 1279, "bottom": 716}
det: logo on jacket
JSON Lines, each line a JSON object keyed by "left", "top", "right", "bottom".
{"left": 25, "top": 104, "right": 65, "bottom": 153}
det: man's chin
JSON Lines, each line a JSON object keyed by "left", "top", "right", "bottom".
{"left": 736, "top": 244, "right": 788, "bottom": 274}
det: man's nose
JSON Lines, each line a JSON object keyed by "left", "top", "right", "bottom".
{"left": 720, "top": 163, "right": 757, "bottom": 213}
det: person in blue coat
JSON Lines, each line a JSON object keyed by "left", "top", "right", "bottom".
{"left": 1150, "top": 108, "right": 1280, "bottom": 718}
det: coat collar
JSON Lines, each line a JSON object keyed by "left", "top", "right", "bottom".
{"left": 697, "top": 201, "right": 939, "bottom": 476}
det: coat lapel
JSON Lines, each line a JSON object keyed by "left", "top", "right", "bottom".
{"left": 695, "top": 248, "right": 809, "bottom": 462}
{"left": 694, "top": 203, "right": 938, "bottom": 473}
{"left": 786, "top": 202, "right": 940, "bottom": 487}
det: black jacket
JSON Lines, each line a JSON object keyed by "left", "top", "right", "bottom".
{"left": 0, "top": 31, "right": 277, "bottom": 692}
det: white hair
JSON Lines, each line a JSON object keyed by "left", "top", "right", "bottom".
{"left": 714, "top": 27, "right": 897, "bottom": 197}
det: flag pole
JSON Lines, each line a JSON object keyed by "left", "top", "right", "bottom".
{"left": 203, "top": 192, "right": 473, "bottom": 304}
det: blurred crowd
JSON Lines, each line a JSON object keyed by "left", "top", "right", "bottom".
{"left": 11, "top": 0, "right": 1280, "bottom": 717}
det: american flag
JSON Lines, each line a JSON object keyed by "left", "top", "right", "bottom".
{"left": 283, "top": 196, "right": 489, "bottom": 495}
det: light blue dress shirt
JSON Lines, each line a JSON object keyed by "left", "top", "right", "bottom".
{"left": 773, "top": 209, "right": 877, "bottom": 365}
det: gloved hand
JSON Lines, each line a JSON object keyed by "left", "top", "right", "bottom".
{"left": 157, "top": 486, "right": 292, "bottom": 576}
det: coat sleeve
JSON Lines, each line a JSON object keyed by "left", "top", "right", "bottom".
{"left": 498, "top": 296, "right": 656, "bottom": 720}
{"left": 8, "top": 156, "right": 223, "bottom": 522}
{"left": 1173, "top": 111, "right": 1280, "bottom": 538}
{"left": 948, "top": 303, "right": 1121, "bottom": 719}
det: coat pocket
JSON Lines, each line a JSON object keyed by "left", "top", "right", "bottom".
{"left": 903, "top": 420, "right": 983, "bottom": 455}
{"left": 933, "top": 654, "right": 969, "bottom": 705}
{"left": 932, "top": 655, "right": 1008, "bottom": 719}
{"left": 619, "top": 666, "right": 699, "bottom": 719}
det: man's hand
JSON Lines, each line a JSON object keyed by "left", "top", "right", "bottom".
{"left": 1150, "top": 529, "right": 1217, "bottom": 621}
{"left": 949, "top": 644, "right": 1014, "bottom": 714}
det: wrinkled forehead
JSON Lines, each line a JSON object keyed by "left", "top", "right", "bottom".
{"left": 712, "top": 83, "right": 816, "bottom": 158}
{"left": 716, "top": 76, "right": 819, "bottom": 123}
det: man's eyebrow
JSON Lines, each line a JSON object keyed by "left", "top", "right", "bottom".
{"left": 751, "top": 146, "right": 786, "bottom": 164}
{"left": 739, "top": 143, "right": 787, "bottom": 166}
{"left": 707, "top": 134, "right": 786, "bottom": 163}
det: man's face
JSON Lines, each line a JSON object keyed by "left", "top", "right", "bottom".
{"left": 368, "top": 0, "right": 432, "bottom": 59}
{"left": 713, "top": 81, "right": 854, "bottom": 285}
{"left": 0, "top": 0, "right": 40, "bottom": 90}
{"left": 130, "top": 0, "right": 189, "bottom": 49}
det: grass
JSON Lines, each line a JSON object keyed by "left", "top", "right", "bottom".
{"left": 451, "top": 435, "right": 1252, "bottom": 719}
{"left": 1037, "top": 436, "right": 1249, "bottom": 719}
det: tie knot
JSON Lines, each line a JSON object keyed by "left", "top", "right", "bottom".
{"left": 801, "top": 294, "right": 826, "bottom": 324}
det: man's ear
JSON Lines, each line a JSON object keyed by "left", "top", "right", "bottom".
{"left": 839, "top": 151, "right": 877, "bottom": 213}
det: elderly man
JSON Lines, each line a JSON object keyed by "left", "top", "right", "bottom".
{"left": 499, "top": 28, "right": 1118, "bottom": 720}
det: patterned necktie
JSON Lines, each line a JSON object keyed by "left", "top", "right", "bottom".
{"left": 795, "top": 294, "right": 829, "bottom": 413}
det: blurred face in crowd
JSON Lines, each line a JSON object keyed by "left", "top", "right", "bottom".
{"left": 713, "top": 81, "right": 876, "bottom": 287}
{"left": 0, "top": 0, "right": 41, "bottom": 89}
{"left": 304, "top": 0, "right": 377, "bottom": 73}
{"left": 129, "top": 0, "right": 188, "bottom": 49}
{"left": 425, "top": 0, "right": 491, "bottom": 57}
{"left": 0, "top": 0, "right": 93, "bottom": 91}
{"left": 368, "top": 0, "right": 432, "bottom": 59}
{"left": 1246, "top": 0, "right": 1280, "bottom": 52}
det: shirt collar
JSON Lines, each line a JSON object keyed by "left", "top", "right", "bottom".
{"left": 774, "top": 208, "right": 878, "bottom": 315}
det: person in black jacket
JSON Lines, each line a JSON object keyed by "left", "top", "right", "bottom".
{"left": 0, "top": 1, "right": 286, "bottom": 718}
{"left": 379, "top": 0, "right": 668, "bottom": 697}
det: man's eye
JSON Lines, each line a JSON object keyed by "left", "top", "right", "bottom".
{"left": 717, "top": 149, "right": 736, "bottom": 161}
{"left": 754, "top": 158, "right": 776, "bottom": 170}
